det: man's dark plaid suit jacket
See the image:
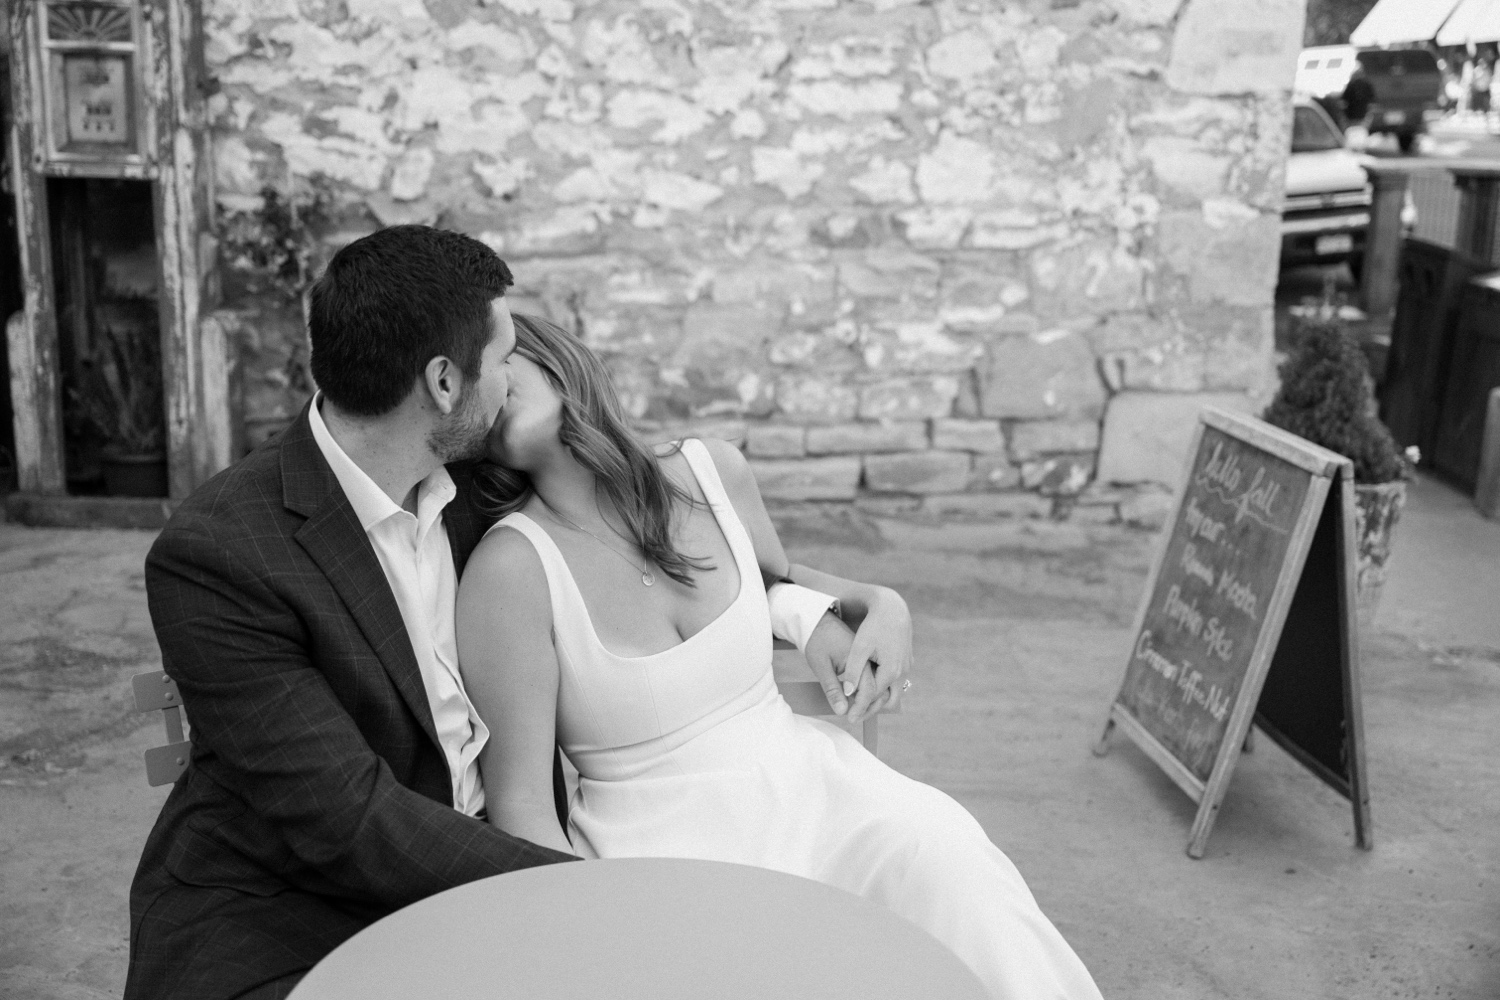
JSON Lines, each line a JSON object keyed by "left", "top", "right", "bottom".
{"left": 124, "top": 403, "right": 577, "bottom": 1000}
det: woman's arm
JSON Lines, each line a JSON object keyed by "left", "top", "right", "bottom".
{"left": 456, "top": 526, "right": 574, "bottom": 855}
{"left": 780, "top": 562, "right": 904, "bottom": 633}
{"left": 701, "top": 438, "right": 914, "bottom": 723}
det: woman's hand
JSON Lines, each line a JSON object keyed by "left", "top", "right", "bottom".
{"left": 841, "top": 587, "right": 913, "bottom": 724}
{"left": 802, "top": 612, "right": 857, "bottom": 717}
{"left": 701, "top": 441, "right": 916, "bottom": 726}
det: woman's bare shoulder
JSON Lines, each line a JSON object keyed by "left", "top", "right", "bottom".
{"left": 462, "top": 523, "right": 550, "bottom": 619}
{"left": 695, "top": 437, "right": 756, "bottom": 501}
{"left": 648, "top": 436, "right": 755, "bottom": 508}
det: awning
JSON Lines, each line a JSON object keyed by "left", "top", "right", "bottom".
{"left": 1437, "top": 0, "right": 1500, "bottom": 45}
{"left": 1351, "top": 0, "right": 1463, "bottom": 46}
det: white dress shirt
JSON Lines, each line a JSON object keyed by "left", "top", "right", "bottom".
{"left": 310, "top": 396, "right": 839, "bottom": 817}
{"left": 309, "top": 396, "right": 489, "bottom": 816}
{"left": 766, "top": 583, "right": 840, "bottom": 649}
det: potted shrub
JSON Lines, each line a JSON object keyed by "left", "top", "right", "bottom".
{"left": 1262, "top": 316, "right": 1415, "bottom": 624}
{"left": 79, "top": 325, "right": 168, "bottom": 498}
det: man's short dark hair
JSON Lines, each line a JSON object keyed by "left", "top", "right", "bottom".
{"left": 308, "top": 225, "right": 512, "bottom": 416}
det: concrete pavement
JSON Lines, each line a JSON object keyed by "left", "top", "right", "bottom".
{"left": 1, "top": 473, "right": 1497, "bottom": 999}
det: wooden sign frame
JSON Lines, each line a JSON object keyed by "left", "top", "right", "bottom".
{"left": 1095, "top": 408, "right": 1372, "bottom": 858}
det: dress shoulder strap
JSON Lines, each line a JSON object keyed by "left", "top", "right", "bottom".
{"left": 677, "top": 438, "right": 732, "bottom": 510}
{"left": 486, "top": 512, "right": 588, "bottom": 638}
{"left": 675, "top": 439, "right": 759, "bottom": 568}
{"left": 487, "top": 509, "right": 552, "bottom": 555}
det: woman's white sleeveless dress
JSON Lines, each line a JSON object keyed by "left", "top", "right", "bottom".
{"left": 491, "top": 440, "right": 1103, "bottom": 1000}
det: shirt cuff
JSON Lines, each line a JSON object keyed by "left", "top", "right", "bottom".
{"left": 767, "top": 582, "right": 840, "bottom": 651}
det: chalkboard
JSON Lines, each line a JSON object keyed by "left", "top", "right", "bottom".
{"left": 1253, "top": 475, "right": 1369, "bottom": 819}
{"left": 1096, "top": 408, "right": 1372, "bottom": 859}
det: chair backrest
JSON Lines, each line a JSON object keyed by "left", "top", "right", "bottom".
{"left": 132, "top": 671, "right": 190, "bottom": 787}
{"left": 130, "top": 647, "right": 892, "bottom": 786}
{"left": 772, "top": 639, "right": 897, "bottom": 756}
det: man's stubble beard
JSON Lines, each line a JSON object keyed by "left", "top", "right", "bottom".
{"left": 427, "top": 387, "right": 493, "bottom": 463}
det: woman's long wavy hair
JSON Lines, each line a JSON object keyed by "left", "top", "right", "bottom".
{"left": 476, "top": 313, "right": 714, "bottom": 587}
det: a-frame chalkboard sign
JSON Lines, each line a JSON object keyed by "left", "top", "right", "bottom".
{"left": 1095, "top": 407, "right": 1372, "bottom": 859}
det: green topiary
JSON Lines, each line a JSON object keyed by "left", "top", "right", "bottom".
{"left": 1262, "top": 318, "right": 1408, "bottom": 484}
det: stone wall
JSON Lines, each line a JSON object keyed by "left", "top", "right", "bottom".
{"left": 206, "top": 0, "right": 1305, "bottom": 526}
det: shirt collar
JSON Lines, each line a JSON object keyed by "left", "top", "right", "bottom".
{"left": 308, "top": 392, "right": 456, "bottom": 534}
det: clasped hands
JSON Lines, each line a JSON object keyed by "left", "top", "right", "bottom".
{"left": 802, "top": 588, "right": 913, "bottom": 724}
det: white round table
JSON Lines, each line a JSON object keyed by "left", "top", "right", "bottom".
{"left": 289, "top": 857, "right": 988, "bottom": 1000}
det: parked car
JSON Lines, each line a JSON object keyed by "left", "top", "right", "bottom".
{"left": 1280, "top": 99, "right": 1417, "bottom": 281}
{"left": 1356, "top": 48, "right": 1443, "bottom": 154}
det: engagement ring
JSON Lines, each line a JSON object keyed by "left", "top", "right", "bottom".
{"left": 901, "top": 679, "right": 913, "bottom": 692}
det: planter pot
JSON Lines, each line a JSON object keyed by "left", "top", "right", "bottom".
{"left": 101, "top": 450, "right": 169, "bottom": 498}
{"left": 1352, "top": 480, "right": 1407, "bottom": 625}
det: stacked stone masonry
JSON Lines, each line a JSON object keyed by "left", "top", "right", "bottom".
{"left": 207, "top": 0, "right": 1301, "bottom": 527}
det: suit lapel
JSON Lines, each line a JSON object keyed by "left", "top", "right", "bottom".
{"left": 281, "top": 405, "right": 443, "bottom": 756}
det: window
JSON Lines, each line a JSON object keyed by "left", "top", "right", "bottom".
{"left": 1357, "top": 50, "right": 1438, "bottom": 76}
{"left": 1291, "top": 105, "right": 1344, "bottom": 154}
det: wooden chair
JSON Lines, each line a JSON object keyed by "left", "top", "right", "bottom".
{"left": 132, "top": 670, "right": 190, "bottom": 787}
{"left": 132, "top": 643, "right": 899, "bottom": 787}
{"left": 773, "top": 639, "right": 897, "bottom": 755}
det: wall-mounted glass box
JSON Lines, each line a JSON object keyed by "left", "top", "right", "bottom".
{"left": 34, "top": 1, "right": 153, "bottom": 177}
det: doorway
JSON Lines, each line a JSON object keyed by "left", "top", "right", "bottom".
{"left": 46, "top": 176, "right": 163, "bottom": 496}
{"left": 0, "top": 53, "right": 21, "bottom": 492}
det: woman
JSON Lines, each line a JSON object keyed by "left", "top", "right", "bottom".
{"left": 455, "top": 314, "right": 1103, "bottom": 1000}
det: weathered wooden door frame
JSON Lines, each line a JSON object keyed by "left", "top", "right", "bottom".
{"left": 5, "top": 0, "right": 226, "bottom": 501}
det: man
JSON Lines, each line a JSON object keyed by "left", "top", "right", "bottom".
{"left": 1341, "top": 65, "right": 1376, "bottom": 132}
{"left": 1473, "top": 57, "right": 1493, "bottom": 119}
{"left": 126, "top": 225, "right": 892, "bottom": 999}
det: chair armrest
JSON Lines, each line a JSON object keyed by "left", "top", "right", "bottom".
{"left": 133, "top": 671, "right": 190, "bottom": 787}
{"left": 132, "top": 670, "right": 184, "bottom": 713}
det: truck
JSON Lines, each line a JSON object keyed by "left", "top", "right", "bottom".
{"left": 1356, "top": 48, "right": 1444, "bottom": 154}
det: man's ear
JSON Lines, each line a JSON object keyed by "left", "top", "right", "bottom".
{"left": 423, "top": 355, "right": 463, "bottom": 415}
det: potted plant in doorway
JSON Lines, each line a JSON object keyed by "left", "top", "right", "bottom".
{"left": 1262, "top": 317, "right": 1415, "bottom": 625}
{"left": 79, "top": 325, "right": 168, "bottom": 498}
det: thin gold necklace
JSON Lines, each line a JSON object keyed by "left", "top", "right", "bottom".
{"left": 539, "top": 498, "right": 656, "bottom": 587}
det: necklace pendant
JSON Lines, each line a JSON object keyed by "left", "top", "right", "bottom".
{"left": 642, "top": 569, "right": 656, "bottom": 587}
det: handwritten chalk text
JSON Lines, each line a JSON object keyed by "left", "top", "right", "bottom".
{"left": 1180, "top": 543, "right": 1216, "bottom": 587}
{"left": 1215, "top": 568, "right": 1259, "bottom": 618}
{"left": 1133, "top": 630, "right": 1232, "bottom": 722}
{"left": 1162, "top": 585, "right": 1203, "bottom": 637}
{"left": 1202, "top": 617, "right": 1234, "bottom": 661}
{"left": 1183, "top": 496, "right": 1226, "bottom": 545}
{"left": 1196, "top": 441, "right": 1289, "bottom": 534}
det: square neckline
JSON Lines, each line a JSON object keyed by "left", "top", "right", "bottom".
{"left": 504, "top": 440, "right": 748, "bottom": 662}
